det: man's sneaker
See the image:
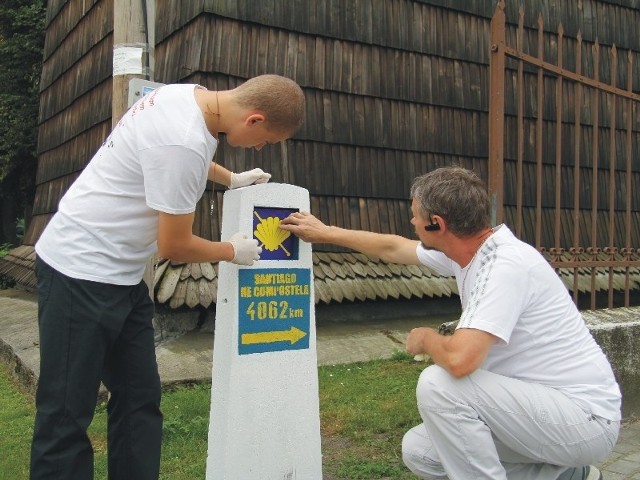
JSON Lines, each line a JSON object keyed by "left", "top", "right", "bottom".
{"left": 585, "top": 465, "right": 603, "bottom": 480}
{"left": 558, "top": 465, "right": 603, "bottom": 480}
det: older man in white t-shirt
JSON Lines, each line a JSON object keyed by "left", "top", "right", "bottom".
{"left": 280, "top": 167, "right": 620, "bottom": 480}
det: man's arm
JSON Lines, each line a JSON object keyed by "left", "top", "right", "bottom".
{"left": 157, "top": 211, "right": 233, "bottom": 262}
{"left": 208, "top": 162, "right": 232, "bottom": 186}
{"left": 406, "top": 327, "right": 497, "bottom": 378}
{"left": 279, "top": 211, "right": 421, "bottom": 265}
{"left": 157, "top": 211, "right": 260, "bottom": 265}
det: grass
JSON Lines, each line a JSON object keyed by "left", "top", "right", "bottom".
{"left": 0, "top": 363, "right": 34, "bottom": 480}
{"left": 0, "top": 350, "right": 428, "bottom": 480}
{"left": 319, "top": 352, "right": 426, "bottom": 479}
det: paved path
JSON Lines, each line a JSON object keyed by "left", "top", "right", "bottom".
{"left": 0, "top": 288, "right": 638, "bottom": 479}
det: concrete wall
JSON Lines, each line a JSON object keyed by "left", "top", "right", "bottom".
{"left": 583, "top": 307, "right": 640, "bottom": 420}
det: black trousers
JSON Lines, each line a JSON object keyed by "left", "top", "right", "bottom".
{"left": 30, "top": 256, "right": 162, "bottom": 480}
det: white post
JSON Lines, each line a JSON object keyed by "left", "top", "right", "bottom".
{"left": 206, "top": 183, "right": 323, "bottom": 480}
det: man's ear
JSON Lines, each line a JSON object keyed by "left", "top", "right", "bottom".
{"left": 246, "top": 113, "right": 265, "bottom": 126}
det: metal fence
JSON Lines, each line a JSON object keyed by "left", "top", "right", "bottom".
{"left": 487, "top": 1, "right": 640, "bottom": 309}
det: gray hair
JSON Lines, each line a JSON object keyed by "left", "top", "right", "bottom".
{"left": 410, "top": 167, "right": 490, "bottom": 237}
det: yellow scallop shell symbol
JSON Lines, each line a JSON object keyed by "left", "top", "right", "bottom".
{"left": 254, "top": 215, "right": 291, "bottom": 256}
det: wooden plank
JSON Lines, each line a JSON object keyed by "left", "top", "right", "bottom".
{"left": 169, "top": 280, "right": 188, "bottom": 309}
{"left": 185, "top": 279, "right": 200, "bottom": 308}
{"left": 154, "top": 260, "right": 170, "bottom": 286}
{"left": 201, "top": 262, "right": 216, "bottom": 280}
{"left": 179, "top": 263, "right": 192, "bottom": 281}
{"left": 157, "top": 265, "right": 182, "bottom": 304}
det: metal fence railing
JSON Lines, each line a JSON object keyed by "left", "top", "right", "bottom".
{"left": 488, "top": 1, "right": 640, "bottom": 309}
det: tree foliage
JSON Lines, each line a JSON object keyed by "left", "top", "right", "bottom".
{"left": 0, "top": 0, "right": 45, "bottom": 242}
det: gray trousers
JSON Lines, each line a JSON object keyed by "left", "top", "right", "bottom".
{"left": 402, "top": 365, "right": 619, "bottom": 479}
{"left": 30, "top": 256, "right": 162, "bottom": 480}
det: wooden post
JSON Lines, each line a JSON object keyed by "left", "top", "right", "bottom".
{"left": 488, "top": 0, "right": 506, "bottom": 226}
{"left": 112, "top": 0, "right": 155, "bottom": 294}
{"left": 112, "top": 0, "right": 150, "bottom": 125}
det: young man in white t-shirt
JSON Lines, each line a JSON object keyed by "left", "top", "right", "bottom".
{"left": 31, "top": 74, "right": 305, "bottom": 480}
{"left": 280, "top": 167, "right": 621, "bottom": 480}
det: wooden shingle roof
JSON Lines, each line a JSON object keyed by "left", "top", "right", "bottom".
{"left": 5, "top": 0, "right": 640, "bottom": 312}
{"left": 0, "top": 246, "right": 37, "bottom": 291}
{"left": 152, "top": 252, "right": 457, "bottom": 309}
{"left": 2, "top": 247, "right": 639, "bottom": 309}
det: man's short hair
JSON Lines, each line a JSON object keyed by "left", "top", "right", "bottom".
{"left": 234, "top": 74, "right": 305, "bottom": 134}
{"left": 410, "top": 167, "right": 491, "bottom": 237}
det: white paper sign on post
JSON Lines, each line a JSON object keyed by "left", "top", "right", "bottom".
{"left": 206, "top": 183, "right": 323, "bottom": 480}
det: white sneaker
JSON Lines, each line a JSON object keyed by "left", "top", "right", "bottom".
{"left": 585, "top": 465, "right": 603, "bottom": 480}
{"left": 558, "top": 465, "right": 603, "bottom": 480}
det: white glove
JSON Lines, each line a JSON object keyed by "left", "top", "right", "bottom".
{"left": 230, "top": 168, "right": 271, "bottom": 189}
{"left": 228, "top": 232, "right": 262, "bottom": 265}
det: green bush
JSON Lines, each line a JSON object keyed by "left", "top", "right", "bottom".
{"left": 0, "top": 243, "right": 16, "bottom": 289}
{"left": 0, "top": 243, "right": 13, "bottom": 258}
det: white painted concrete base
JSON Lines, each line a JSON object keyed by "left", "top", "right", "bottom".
{"left": 205, "top": 184, "right": 322, "bottom": 480}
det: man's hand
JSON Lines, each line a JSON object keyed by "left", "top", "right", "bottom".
{"left": 228, "top": 232, "right": 262, "bottom": 265}
{"left": 230, "top": 168, "right": 271, "bottom": 189}
{"left": 279, "top": 211, "right": 331, "bottom": 243}
{"left": 406, "top": 327, "right": 497, "bottom": 378}
{"left": 406, "top": 327, "right": 433, "bottom": 356}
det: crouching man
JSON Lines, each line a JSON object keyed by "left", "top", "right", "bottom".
{"left": 280, "top": 167, "right": 620, "bottom": 480}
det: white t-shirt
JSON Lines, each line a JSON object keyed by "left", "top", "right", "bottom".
{"left": 36, "top": 84, "right": 218, "bottom": 285}
{"left": 416, "top": 225, "right": 621, "bottom": 421}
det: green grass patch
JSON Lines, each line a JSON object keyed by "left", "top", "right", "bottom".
{"left": 318, "top": 357, "right": 425, "bottom": 479}
{"left": 158, "top": 383, "right": 211, "bottom": 479}
{"left": 0, "top": 364, "right": 35, "bottom": 480}
{"left": 0, "top": 356, "right": 429, "bottom": 479}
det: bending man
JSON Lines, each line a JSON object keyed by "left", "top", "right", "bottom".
{"left": 31, "top": 74, "right": 305, "bottom": 480}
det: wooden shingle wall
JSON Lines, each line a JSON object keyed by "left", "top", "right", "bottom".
{"left": 153, "top": 0, "right": 496, "bottom": 249}
{"left": 25, "top": 0, "right": 113, "bottom": 246}
{"left": 3, "top": 0, "right": 639, "bottom": 307}
{"left": 149, "top": 0, "right": 640, "bottom": 307}
{"left": 152, "top": 0, "right": 640, "bottom": 253}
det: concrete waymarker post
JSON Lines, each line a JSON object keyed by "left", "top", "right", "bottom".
{"left": 206, "top": 183, "right": 322, "bottom": 480}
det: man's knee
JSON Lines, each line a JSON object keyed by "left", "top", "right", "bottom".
{"left": 416, "top": 364, "right": 460, "bottom": 410}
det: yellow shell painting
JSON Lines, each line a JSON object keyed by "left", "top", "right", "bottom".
{"left": 254, "top": 215, "right": 291, "bottom": 256}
